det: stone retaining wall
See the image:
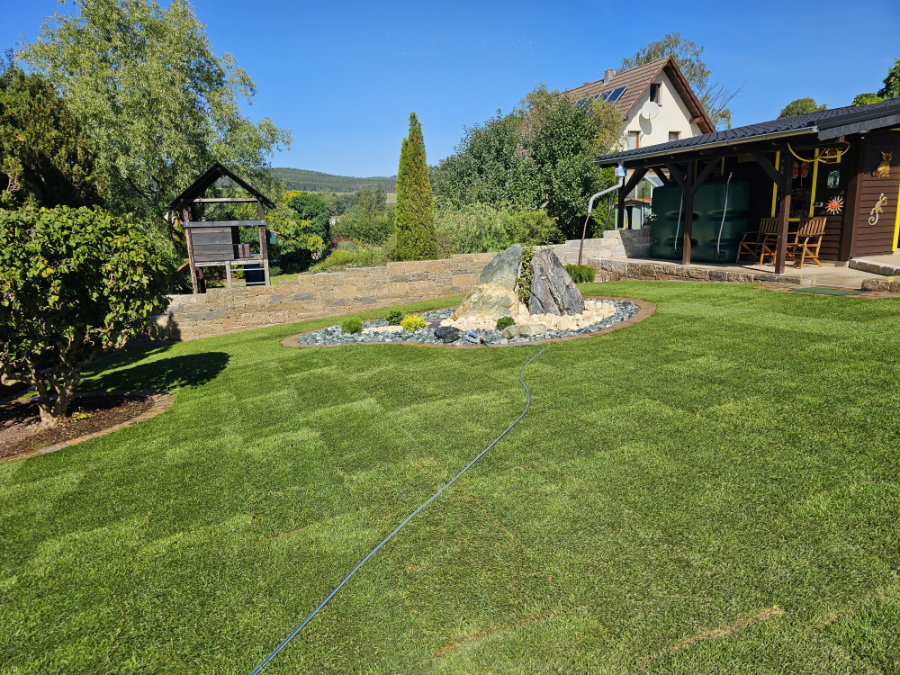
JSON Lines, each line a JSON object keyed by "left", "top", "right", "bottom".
{"left": 159, "top": 235, "right": 801, "bottom": 341}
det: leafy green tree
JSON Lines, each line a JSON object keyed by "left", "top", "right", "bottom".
{"left": 0, "top": 62, "right": 100, "bottom": 209}
{"left": 0, "top": 206, "right": 170, "bottom": 425}
{"left": 283, "top": 190, "right": 330, "bottom": 244}
{"left": 333, "top": 187, "right": 395, "bottom": 244}
{"left": 432, "top": 87, "right": 620, "bottom": 237}
{"left": 394, "top": 113, "right": 437, "bottom": 261}
{"left": 877, "top": 59, "right": 900, "bottom": 99}
{"left": 778, "top": 97, "right": 827, "bottom": 118}
{"left": 19, "top": 0, "right": 290, "bottom": 222}
{"left": 852, "top": 93, "right": 883, "bottom": 106}
{"left": 620, "top": 33, "right": 740, "bottom": 129}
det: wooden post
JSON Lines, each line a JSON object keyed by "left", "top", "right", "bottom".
{"left": 225, "top": 261, "right": 232, "bottom": 288}
{"left": 775, "top": 148, "right": 792, "bottom": 274}
{"left": 182, "top": 206, "right": 199, "bottom": 294}
{"left": 257, "top": 199, "right": 270, "bottom": 286}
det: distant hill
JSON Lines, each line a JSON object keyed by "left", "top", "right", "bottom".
{"left": 269, "top": 168, "right": 396, "bottom": 193}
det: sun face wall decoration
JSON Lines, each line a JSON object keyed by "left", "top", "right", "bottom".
{"left": 825, "top": 195, "right": 844, "bottom": 215}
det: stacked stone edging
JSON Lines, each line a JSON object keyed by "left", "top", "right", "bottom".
{"left": 159, "top": 238, "right": 804, "bottom": 341}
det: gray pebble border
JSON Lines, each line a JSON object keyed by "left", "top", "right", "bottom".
{"left": 295, "top": 300, "right": 640, "bottom": 347}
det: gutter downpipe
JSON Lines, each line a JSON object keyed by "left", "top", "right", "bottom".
{"left": 579, "top": 164, "right": 626, "bottom": 265}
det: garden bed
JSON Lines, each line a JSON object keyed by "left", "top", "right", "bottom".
{"left": 0, "top": 392, "right": 157, "bottom": 461}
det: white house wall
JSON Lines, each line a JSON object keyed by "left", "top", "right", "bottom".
{"left": 619, "top": 71, "right": 703, "bottom": 150}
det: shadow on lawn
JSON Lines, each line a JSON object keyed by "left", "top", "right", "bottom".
{"left": 89, "top": 352, "right": 231, "bottom": 392}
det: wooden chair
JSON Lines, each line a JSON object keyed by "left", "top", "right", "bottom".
{"left": 786, "top": 216, "right": 826, "bottom": 268}
{"left": 736, "top": 217, "right": 779, "bottom": 264}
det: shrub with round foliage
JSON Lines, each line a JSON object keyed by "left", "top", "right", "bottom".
{"left": 341, "top": 317, "right": 363, "bottom": 334}
{"left": 496, "top": 316, "right": 516, "bottom": 330}
{"left": 400, "top": 314, "right": 427, "bottom": 331}
{"left": 386, "top": 309, "right": 405, "bottom": 325}
{"left": 0, "top": 206, "right": 170, "bottom": 425}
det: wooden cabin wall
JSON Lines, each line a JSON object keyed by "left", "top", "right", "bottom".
{"left": 848, "top": 130, "right": 899, "bottom": 257}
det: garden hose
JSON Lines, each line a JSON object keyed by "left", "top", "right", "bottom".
{"left": 248, "top": 343, "right": 545, "bottom": 674}
{"left": 716, "top": 172, "right": 733, "bottom": 257}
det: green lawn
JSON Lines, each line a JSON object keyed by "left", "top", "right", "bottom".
{"left": 1, "top": 282, "right": 898, "bottom": 673}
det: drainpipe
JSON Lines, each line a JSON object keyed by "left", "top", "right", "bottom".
{"left": 579, "top": 164, "right": 626, "bottom": 265}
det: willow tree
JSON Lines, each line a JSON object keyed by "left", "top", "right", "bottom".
{"left": 394, "top": 113, "right": 437, "bottom": 261}
{"left": 20, "top": 0, "right": 290, "bottom": 222}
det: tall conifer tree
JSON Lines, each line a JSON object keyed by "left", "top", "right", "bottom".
{"left": 394, "top": 112, "right": 437, "bottom": 261}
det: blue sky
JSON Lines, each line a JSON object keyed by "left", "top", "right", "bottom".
{"left": 3, "top": 0, "right": 898, "bottom": 177}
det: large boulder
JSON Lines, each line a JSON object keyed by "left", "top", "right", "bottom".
{"left": 450, "top": 244, "right": 525, "bottom": 324}
{"left": 527, "top": 249, "right": 584, "bottom": 315}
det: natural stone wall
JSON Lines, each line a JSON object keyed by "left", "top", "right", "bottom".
{"left": 158, "top": 236, "right": 803, "bottom": 341}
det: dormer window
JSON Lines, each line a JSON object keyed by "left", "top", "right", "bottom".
{"left": 649, "top": 83, "right": 660, "bottom": 104}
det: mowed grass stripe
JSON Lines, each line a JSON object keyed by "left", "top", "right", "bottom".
{"left": 0, "top": 285, "right": 897, "bottom": 672}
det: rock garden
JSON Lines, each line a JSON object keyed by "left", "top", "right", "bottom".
{"left": 296, "top": 245, "right": 639, "bottom": 346}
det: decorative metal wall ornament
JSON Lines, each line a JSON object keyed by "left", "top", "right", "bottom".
{"left": 872, "top": 151, "right": 892, "bottom": 178}
{"left": 825, "top": 195, "right": 844, "bottom": 215}
{"left": 788, "top": 141, "right": 851, "bottom": 164}
{"left": 868, "top": 193, "right": 888, "bottom": 225}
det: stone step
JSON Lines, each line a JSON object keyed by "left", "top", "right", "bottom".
{"left": 849, "top": 256, "right": 900, "bottom": 277}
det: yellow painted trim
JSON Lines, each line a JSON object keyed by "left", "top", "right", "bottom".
{"left": 809, "top": 149, "right": 820, "bottom": 217}
{"left": 893, "top": 180, "right": 900, "bottom": 251}
{"left": 771, "top": 151, "right": 780, "bottom": 217}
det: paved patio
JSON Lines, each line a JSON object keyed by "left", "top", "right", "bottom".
{"left": 615, "top": 255, "right": 897, "bottom": 291}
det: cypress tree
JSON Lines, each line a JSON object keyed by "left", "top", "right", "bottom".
{"left": 394, "top": 112, "right": 437, "bottom": 261}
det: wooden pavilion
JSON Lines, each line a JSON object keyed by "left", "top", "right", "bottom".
{"left": 596, "top": 99, "right": 900, "bottom": 273}
{"left": 168, "top": 162, "right": 276, "bottom": 294}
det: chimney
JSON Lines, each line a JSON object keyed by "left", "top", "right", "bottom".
{"left": 604, "top": 69, "right": 617, "bottom": 82}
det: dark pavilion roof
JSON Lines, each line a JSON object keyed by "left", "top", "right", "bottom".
{"left": 596, "top": 98, "right": 900, "bottom": 166}
{"left": 565, "top": 57, "right": 715, "bottom": 135}
{"left": 168, "top": 162, "right": 276, "bottom": 211}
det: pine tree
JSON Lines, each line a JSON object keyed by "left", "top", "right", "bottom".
{"left": 394, "top": 112, "right": 437, "bottom": 261}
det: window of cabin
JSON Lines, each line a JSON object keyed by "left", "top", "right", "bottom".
{"left": 649, "top": 83, "right": 660, "bottom": 104}
{"left": 627, "top": 131, "right": 639, "bottom": 149}
{"left": 668, "top": 131, "right": 681, "bottom": 142}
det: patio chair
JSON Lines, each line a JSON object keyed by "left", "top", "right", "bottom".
{"left": 736, "top": 217, "right": 779, "bottom": 264}
{"left": 786, "top": 216, "right": 826, "bottom": 268}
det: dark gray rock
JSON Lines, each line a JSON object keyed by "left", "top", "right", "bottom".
{"left": 527, "top": 249, "right": 584, "bottom": 316}
{"left": 434, "top": 326, "right": 462, "bottom": 343}
{"left": 475, "top": 243, "right": 522, "bottom": 290}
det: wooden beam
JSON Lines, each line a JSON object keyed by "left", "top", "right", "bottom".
{"left": 774, "top": 147, "right": 792, "bottom": 274}
{"left": 754, "top": 152, "right": 781, "bottom": 184}
{"left": 665, "top": 163, "right": 687, "bottom": 192}
{"left": 183, "top": 220, "right": 266, "bottom": 229}
{"left": 691, "top": 158, "right": 720, "bottom": 195}
{"left": 190, "top": 197, "right": 260, "bottom": 204}
{"left": 182, "top": 207, "right": 198, "bottom": 294}
{"left": 622, "top": 167, "right": 648, "bottom": 197}
{"left": 257, "top": 200, "right": 270, "bottom": 286}
{"left": 650, "top": 167, "right": 670, "bottom": 185}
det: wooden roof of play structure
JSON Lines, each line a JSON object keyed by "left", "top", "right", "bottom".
{"left": 170, "top": 162, "right": 275, "bottom": 294}
{"left": 168, "top": 162, "right": 276, "bottom": 212}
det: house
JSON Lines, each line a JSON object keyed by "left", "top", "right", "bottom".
{"left": 566, "top": 57, "right": 715, "bottom": 227}
{"left": 594, "top": 98, "right": 900, "bottom": 272}
{"left": 566, "top": 56, "right": 715, "bottom": 152}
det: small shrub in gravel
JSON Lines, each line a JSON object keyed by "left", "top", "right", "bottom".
{"left": 342, "top": 317, "right": 363, "bottom": 334}
{"left": 564, "top": 264, "right": 595, "bottom": 283}
{"left": 496, "top": 316, "right": 515, "bottom": 331}
{"left": 400, "top": 314, "right": 427, "bottom": 331}
{"left": 386, "top": 309, "right": 404, "bottom": 325}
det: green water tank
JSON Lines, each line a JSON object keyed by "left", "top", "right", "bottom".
{"left": 691, "top": 179, "right": 750, "bottom": 262}
{"left": 649, "top": 184, "right": 685, "bottom": 259}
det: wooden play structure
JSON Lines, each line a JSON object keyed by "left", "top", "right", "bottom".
{"left": 168, "top": 162, "right": 276, "bottom": 294}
